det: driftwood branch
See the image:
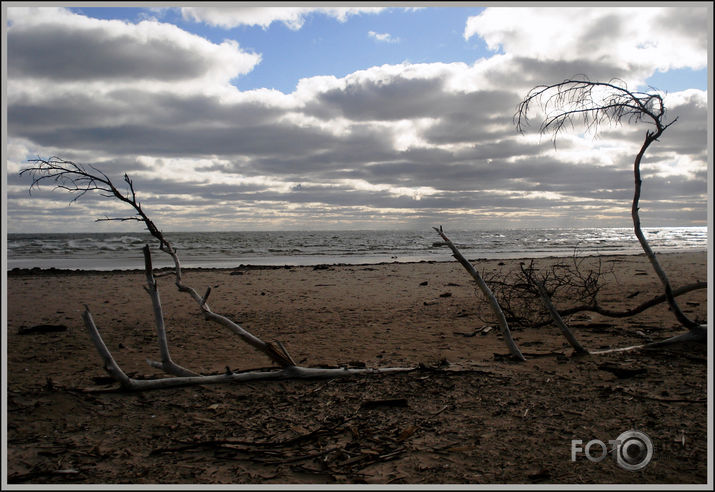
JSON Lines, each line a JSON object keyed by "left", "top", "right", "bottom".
{"left": 82, "top": 305, "right": 413, "bottom": 391}
{"left": 591, "top": 330, "right": 706, "bottom": 355}
{"left": 556, "top": 281, "right": 707, "bottom": 320}
{"left": 519, "top": 263, "right": 589, "bottom": 354}
{"left": 141, "top": 245, "right": 199, "bottom": 377}
{"left": 21, "top": 157, "right": 295, "bottom": 368}
{"left": 78, "top": 245, "right": 417, "bottom": 391}
{"left": 434, "top": 226, "right": 525, "bottom": 361}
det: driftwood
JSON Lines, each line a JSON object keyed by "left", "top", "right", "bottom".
{"left": 81, "top": 245, "right": 414, "bottom": 391}
{"left": 141, "top": 245, "right": 198, "bottom": 377}
{"left": 481, "top": 256, "right": 705, "bottom": 330}
{"left": 21, "top": 157, "right": 415, "bottom": 390}
{"left": 83, "top": 300, "right": 411, "bottom": 391}
{"left": 434, "top": 226, "right": 525, "bottom": 361}
{"left": 518, "top": 263, "right": 589, "bottom": 355}
{"left": 553, "top": 281, "right": 707, "bottom": 321}
{"left": 18, "top": 324, "right": 68, "bottom": 335}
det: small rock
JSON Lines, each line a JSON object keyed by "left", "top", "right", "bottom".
{"left": 18, "top": 324, "right": 68, "bottom": 335}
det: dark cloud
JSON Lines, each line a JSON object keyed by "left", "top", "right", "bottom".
{"left": 576, "top": 14, "right": 624, "bottom": 54}
{"left": 653, "top": 8, "right": 709, "bottom": 43}
{"left": 8, "top": 90, "right": 286, "bottom": 135}
{"left": 654, "top": 98, "right": 708, "bottom": 156}
{"left": 12, "top": 121, "right": 345, "bottom": 158}
{"left": 487, "top": 57, "right": 639, "bottom": 92}
{"left": 8, "top": 23, "right": 216, "bottom": 81}
{"left": 8, "top": 93, "right": 125, "bottom": 133}
{"left": 104, "top": 90, "right": 287, "bottom": 127}
{"left": 306, "top": 76, "right": 447, "bottom": 121}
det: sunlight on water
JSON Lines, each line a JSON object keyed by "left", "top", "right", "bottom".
{"left": 7, "top": 227, "right": 707, "bottom": 271}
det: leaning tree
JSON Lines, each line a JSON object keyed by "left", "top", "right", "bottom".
{"left": 510, "top": 76, "right": 707, "bottom": 347}
{"left": 19, "top": 158, "right": 414, "bottom": 390}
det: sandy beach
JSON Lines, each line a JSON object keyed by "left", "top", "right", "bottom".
{"left": 4, "top": 251, "right": 708, "bottom": 485}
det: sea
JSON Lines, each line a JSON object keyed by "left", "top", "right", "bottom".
{"left": 5, "top": 227, "right": 708, "bottom": 272}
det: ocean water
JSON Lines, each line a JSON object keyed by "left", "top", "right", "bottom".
{"left": 5, "top": 227, "right": 708, "bottom": 271}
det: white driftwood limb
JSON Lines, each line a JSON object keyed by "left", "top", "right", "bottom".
{"left": 82, "top": 305, "right": 413, "bottom": 390}
{"left": 158, "top": 244, "right": 295, "bottom": 368}
{"left": 142, "top": 245, "right": 199, "bottom": 377}
{"left": 534, "top": 281, "right": 589, "bottom": 354}
{"left": 434, "top": 227, "right": 526, "bottom": 361}
{"left": 82, "top": 306, "right": 135, "bottom": 389}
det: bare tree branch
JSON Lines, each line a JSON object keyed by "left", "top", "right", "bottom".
{"left": 514, "top": 76, "right": 673, "bottom": 143}
{"left": 20, "top": 157, "right": 296, "bottom": 368}
{"left": 20, "top": 157, "right": 420, "bottom": 389}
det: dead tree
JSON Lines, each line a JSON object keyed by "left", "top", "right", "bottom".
{"left": 20, "top": 157, "right": 414, "bottom": 390}
{"left": 513, "top": 76, "right": 707, "bottom": 346}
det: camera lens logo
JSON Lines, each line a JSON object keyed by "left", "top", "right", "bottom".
{"left": 614, "top": 430, "right": 653, "bottom": 471}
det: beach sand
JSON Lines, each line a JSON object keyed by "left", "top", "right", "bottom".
{"left": 5, "top": 251, "right": 708, "bottom": 484}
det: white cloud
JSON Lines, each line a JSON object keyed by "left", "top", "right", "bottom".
{"left": 181, "top": 6, "right": 385, "bottom": 30}
{"left": 368, "top": 31, "right": 399, "bottom": 43}
{"left": 465, "top": 7, "right": 708, "bottom": 75}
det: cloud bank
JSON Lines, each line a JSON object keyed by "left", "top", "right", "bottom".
{"left": 5, "top": 5, "right": 709, "bottom": 232}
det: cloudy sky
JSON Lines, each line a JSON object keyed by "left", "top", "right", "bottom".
{"left": 3, "top": 3, "right": 711, "bottom": 233}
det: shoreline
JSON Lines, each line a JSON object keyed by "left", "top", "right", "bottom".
{"left": 6, "top": 248, "right": 708, "bottom": 276}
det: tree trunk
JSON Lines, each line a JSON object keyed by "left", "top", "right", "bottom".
{"left": 632, "top": 130, "right": 705, "bottom": 338}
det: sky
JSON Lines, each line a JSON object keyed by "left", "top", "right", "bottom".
{"left": 2, "top": 2, "right": 712, "bottom": 233}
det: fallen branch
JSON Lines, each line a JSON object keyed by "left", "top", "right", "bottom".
{"left": 590, "top": 329, "right": 706, "bottom": 355}
{"left": 519, "top": 262, "right": 589, "bottom": 354}
{"left": 434, "top": 226, "right": 525, "bottom": 361}
{"left": 556, "top": 281, "right": 707, "bottom": 320}
{"left": 82, "top": 303, "right": 414, "bottom": 390}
